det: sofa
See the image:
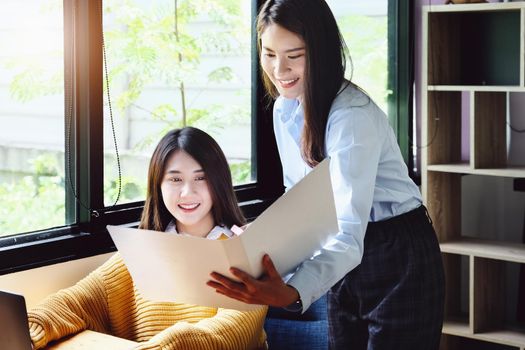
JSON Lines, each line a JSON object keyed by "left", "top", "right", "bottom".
{"left": 263, "top": 294, "right": 328, "bottom": 349}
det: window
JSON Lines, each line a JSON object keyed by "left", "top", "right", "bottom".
{"left": 326, "top": 1, "right": 389, "bottom": 111}
{"left": 327, "top": 0, "right": 413, "bottom": 166}
{"left": 0, "top": 0, "right": 411, "bottom": 274}
{"left": 0, "top": 0, "right": 280, "bottom": 274}
{"left": 102, "top": 0, "right": 255, "bottom": 207}
{"left": 0, "top": 1, "right": 66, "bottom": 236}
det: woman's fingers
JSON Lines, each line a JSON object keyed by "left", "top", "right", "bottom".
{"left": 206, "top": 279, "right": 225, "bottom": 290}
{"left": 209, "top": 272, "right": 245, "bottom": 291}
{"left": 262, "top": 254, "right": 280, "bottom": 279}
{"left": 229, "top": 267, "right": 256, "bottom": 284}
{"left": 207, "top": 274, "right": 262, "bottom": 304}
{"left": 213, "top": 285, "right": 248, "bottom": 301}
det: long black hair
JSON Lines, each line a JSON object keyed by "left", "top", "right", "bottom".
{"left": 257, "top": 0, "right": 349, "bottom": 167}
{"left": 139, "top": 127, "right": 245, "bottom": 231}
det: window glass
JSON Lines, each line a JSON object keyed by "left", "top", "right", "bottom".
{"left": 326, "top": 0, "right": 388, "bottom": 112}
{"left": 0, "top": 0, "right": 389, "bottom": 238}
{"left": 102, "top": 0, "right": 253, "bottom": 206}
{"left": 0, "top": 0, "right": 65, "bottom": 237}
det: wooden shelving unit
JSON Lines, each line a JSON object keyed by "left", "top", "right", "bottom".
{"left": 422, "top": 3, "right": 525, "bottom": 350}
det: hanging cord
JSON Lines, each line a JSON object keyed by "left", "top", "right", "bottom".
{"left": 101, "top": 0, "right": 122, "bottom": 209}
{"left": 508, "top": 121, "right": 525, "bottom": 133}
{"left": 65, "top": 0, "right": 122, "bottom": 218}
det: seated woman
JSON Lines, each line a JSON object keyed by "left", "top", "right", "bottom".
{"left": 27, "top": 127, "right": 267, "bottom": 350}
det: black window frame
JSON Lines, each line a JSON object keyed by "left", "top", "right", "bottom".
{"left": 387, "top": 0, "right": 417, "bottom": 184}
{"left": 0, "top": 0, "right": 412, "bottom": 275}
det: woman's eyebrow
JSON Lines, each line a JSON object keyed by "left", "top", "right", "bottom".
{"left": 165, "top": 169, "right": 204, "bottom": 174}
{"left": 262, "top": 46, "right": 305, "bottom": 53}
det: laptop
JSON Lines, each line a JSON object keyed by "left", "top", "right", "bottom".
{"left": 0, "top": 290, "right": 33, "bottom": 350}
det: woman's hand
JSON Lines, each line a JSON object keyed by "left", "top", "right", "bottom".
{"left": 207, "top": 254, "right": 299, "bottom": 307}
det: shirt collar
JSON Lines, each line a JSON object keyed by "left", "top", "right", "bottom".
{"left": 277, "top": 97, "right": 301, "bottom": 123}
{"left": 165, "top": 220, "right": 234, "bottom": 240}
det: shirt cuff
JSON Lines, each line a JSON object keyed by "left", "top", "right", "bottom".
{"left": 285, "top": 269, "right": 322, "bottom": 313}
{"left": 283, "top": 288, "right": 303, "bottom": 313}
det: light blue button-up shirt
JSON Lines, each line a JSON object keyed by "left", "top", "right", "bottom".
{"left": 273, "top": 81, "right": 422, "bottom": 312}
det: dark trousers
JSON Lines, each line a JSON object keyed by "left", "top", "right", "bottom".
{"left": 327, "top": 205, "right": 445, "bottom": 350}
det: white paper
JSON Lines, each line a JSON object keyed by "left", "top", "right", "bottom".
{"left": 107, "top": 158, "right": 338, "bottom": 310}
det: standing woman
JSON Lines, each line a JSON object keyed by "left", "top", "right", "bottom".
{"left": 207, "top": 0, "right": 445, "bottom": 349}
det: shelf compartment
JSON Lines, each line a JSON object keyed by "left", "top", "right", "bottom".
{"left": 472, "top": 258, "right": 525, "bottom": 348}
{"left": 427, "top": 10, "right": 521, "bottom": 86}
{"left": 440, "top": 238, "right": 525, "bottom": 264}
{"left": 441, "top": 255, "right": 525, "bottom": 348}
{"left": 427, "top": 91, "right": 464, "bottom": 166}
{"left": 427, "top": 164, "right": 525, "bottom": 178}
{"left": 427, "top": 172, "right": 461, "bottom": 242}
{"left": 471, "top": 257, "right": 506, "bottom": 333}
{"left": 443, "top": 253, "right": 469, "bottom": 323}
{"left": 472, "top": 92, "right": 507, "bottom": 169}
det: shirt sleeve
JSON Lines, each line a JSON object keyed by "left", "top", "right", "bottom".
{"left": 27, "top": 266, "right": 110, "bottom": 349}
{"left": 132, "top": 307, "right": 268, "bottom": 350}
{"left": 286, "top": 106, "right": 383, "bottom": 312}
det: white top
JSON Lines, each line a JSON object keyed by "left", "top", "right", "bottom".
{"left": 273, "top": 81, "right": 422, "bottom": 311}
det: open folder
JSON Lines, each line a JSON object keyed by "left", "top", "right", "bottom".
{"left": 107, "top": 158, "right": 338, "bottom": 310}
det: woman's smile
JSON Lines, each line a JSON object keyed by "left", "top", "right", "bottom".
{"left": 278, "top": 78, "right": 300, "bottom": 88}
{"left": 178, "top": 203, "right": 201, "bottom": 212}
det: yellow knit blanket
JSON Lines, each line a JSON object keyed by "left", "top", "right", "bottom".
{"left": 28, "top": 253, "right": 267, "bottom": 349}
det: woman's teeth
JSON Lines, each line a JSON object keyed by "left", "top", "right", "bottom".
{"left": 280, "top": 78, "right": 298, "bottom": 84}
{"left": 179, "top": 203, "right": 199, "bottom": 210}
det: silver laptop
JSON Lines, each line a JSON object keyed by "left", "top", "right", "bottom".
{"left": 0, "top": 290, "right": 33, "bottom": 350}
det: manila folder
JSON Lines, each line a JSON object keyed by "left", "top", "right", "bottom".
{"left": 107, "top": 157, "right": 338, "bottom": 310}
